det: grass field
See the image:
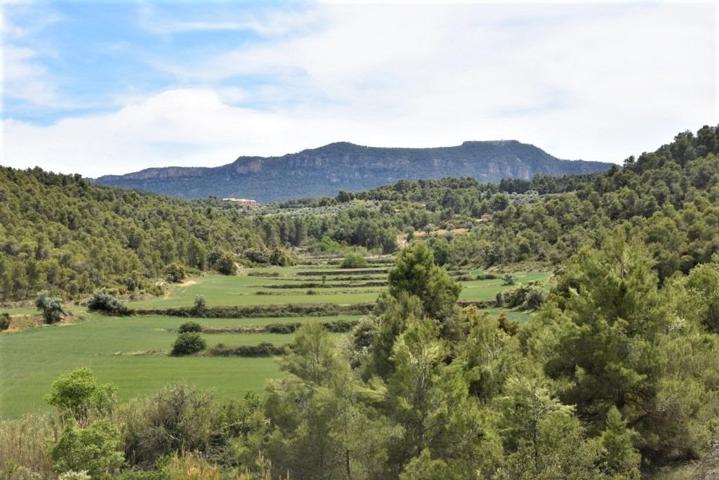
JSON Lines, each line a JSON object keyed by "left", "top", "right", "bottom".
{"left": 0, "top": 265, "right": 550, "bottom": 418}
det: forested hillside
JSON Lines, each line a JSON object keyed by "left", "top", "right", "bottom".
{"left": 2, "top": 126, "right": 718, "bottom": 302}
{"left": 284, "top": 125, "right": 719, "bottom": 279}
{"left": 0, "top": 169, "right": 264, "bottom": 300}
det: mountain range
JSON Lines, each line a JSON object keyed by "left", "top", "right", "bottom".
{"left": 95, "top": 140, "right": 612, "bottom": 202}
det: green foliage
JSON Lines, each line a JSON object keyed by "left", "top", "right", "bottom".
{"left": 51, "top": 420, "right": 124, "bottom": 478}
{"left": 177, "top": 321, "right": 202, "bottom": 333}
{"left": 122, "top": 385, "right": 222, "bottom": 467}
{"left": 35, "top": 292, "right": 66, "bottom": 324}
{"left": 171, "top": 332, "right": 206, "bottom": 355}
{"left": 0, "top": 167, "right": 265, "bottom": 301}
{"left": 388, "top": 243, "right": 461, "bottom": 319}
{"left": 340, "top": 253, "right": 369, "bottom": 269}
{"left": 680, "top": 258, "right": 719, "bottom": 333}
{"left": 58, "top": 471, "right": 92, "bottom": 480}
{"left": 596, "top": 407, "right": 641, "bottom": 480}
{"left": 193, "top": 295, "right": 207, "bottom": 313}
{"left": 87, "top": 291, "right": 128, "bottom": 314}
{"left": 536, "top": 235, "right": 719, "bottom": 465}
{"left": 164, "top": 263, "right": 186, "bottom": 283}
{"left": 269, "top": 247, "right": 294, "bottom": 266}
{"left": 45, "top": 368, "right": 117, "bottom": 424}
{"left": 211, "top": 252, "right": 237, "bottom": 275}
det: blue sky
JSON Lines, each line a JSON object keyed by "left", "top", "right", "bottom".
{"left": 2, "top": 1, "right": 716, "bottom": 176}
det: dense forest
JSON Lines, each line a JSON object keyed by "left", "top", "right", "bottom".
{"left": 0, "top": 169, "right": 266, "bottom": 300}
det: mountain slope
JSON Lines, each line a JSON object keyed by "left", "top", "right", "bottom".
{"left": 96, "top": 140, "right": 612, "bottom": 201}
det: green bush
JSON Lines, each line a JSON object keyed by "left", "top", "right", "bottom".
{"left": 178, "top": 322, "right": 202, "bottom": 334}
{"left": 45, "top": 368, "right": 117, "bottom": 424}
{"left": 265, "top": 323, "right": 300, "bottom": 334}
{"left": 51, "top": 420, "right": 124, "bottom": 478}
{"left": 87, "top": 291, "right": 128, "bottom": 314}
{"left": 208, "top": 342, "right": 288, "bottom": 357}
{"left": 341, "top": 254, "right": 369, "bottom": 269}
{"left": 523, "top": 287, "right": 546, "bottom": 310}
{"left": 192, "top": 295, "right": 207, "bottom": 313}
{"left": 270, "top": 248, "right": 294, "bottom": 266}
{"left": 0, "top": 312, "right": 10, "bottom": 331}
{"left": 210, "top": 252, "right": 237, "bottom": 275}
{"left": 122, "top": 385, "right": 221, "bottom": 468}
{"left": 164, "top": 263, "right": 186, "bottom": 283}
{"left": 171, "top": 333, "right": 206, "bottom": 356}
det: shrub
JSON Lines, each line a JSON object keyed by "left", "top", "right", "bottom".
{"left": 46, "top": 368, "right": 117, "bottom": 424}
{"left": 171, "top": 333, "right": 206, "bottom": 356}
{"left": 178, "top": 322, "right": 202, "bottom": 334}
{"left": 270, "top": 248, "right": 294, "bottom": 266}
{"left": 341, "top": 254, "right": 368, "bottom": 269}
{"left": 265, "top": 323, "right": 300, "bottom": 334}
{"left": 58, "top": 471, "right": 91, "bottom": 480}
{"left": 244, "top": 249, "right": 270, "bottom": 265}
{"left": 208, "top": 342, "right": 288, "bottom": 357}
{"left": 51, "top": 420, "right": 124, "bottom": 479}
{"left": 122, "top": 385, "right": 219, "bottom": 467}
{"left": 497, "top": 313, "right": 519, "bottom": 336}
{"left": 523, "top": 287, "right": 546, "bottom": 310}
{"left": 164, "top": 263, "right": 186, "bottom": 283}
{"left": 35, "top": 293, "right": 66, "bottom": 324}
{"left": 502, "top": 274, "right": 516, "bottom": 286}
{"left": 477, "top": 273, "right": 498, "bottom": 280}
{"left": 0, "top": 312, "right": 10, "bottom": 331}
{"left": 321, "top": 319, "right": 359, "bottom": 333}
{"left": 87, "top": 291, "right": 128, "bottom": 314}
{"left": 211, "top": 253, "right": 237, "bottom": 275}
{"left": 193, "top": 295, "right": 207, "bottom": 313}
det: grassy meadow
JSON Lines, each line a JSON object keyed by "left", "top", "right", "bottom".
{"left": 0, "top": 263, "right": 549, "bottom": 418}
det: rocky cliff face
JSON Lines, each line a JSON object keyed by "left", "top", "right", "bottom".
{"left": 95, "top": 141, "right": 612, "bottom": 202}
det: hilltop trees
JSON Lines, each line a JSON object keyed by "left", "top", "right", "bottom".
{"left": 0, "top": 167, "right": 265, "bottom": 300}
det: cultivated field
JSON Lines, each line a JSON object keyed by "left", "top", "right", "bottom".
{"left": 0, "top": 263, "right": 550, "bottom": 418}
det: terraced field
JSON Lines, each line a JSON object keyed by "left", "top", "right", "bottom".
{"left": 0, "top": 263, "right": 550, "bottom": 418}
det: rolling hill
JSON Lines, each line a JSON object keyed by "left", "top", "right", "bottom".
{"left": 95, "top": 140, "right": 612, "bottom": 202}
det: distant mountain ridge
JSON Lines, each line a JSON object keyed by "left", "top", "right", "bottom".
{"left": 95, "top": 140, "right": 612, "bottom": 202}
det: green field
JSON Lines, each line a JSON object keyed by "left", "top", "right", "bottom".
{"left": 0, "top": 265, "right": 550, "bottom": 418}
{"left": 459, "top": 271, "right": 551, "bottom": 302}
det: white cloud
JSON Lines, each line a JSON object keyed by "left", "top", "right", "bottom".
{"left": 136, "top": 2, "right": 319, "bottom": 36}
{"left": 1, "top": 3, "right": 64, "bottom": 108}
{"left": 2, "top": 2, "right": 716, "bottom": 176}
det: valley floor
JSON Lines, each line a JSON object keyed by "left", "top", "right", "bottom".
{"left": 0, "top": 264, "right": 548, "bottom": 418}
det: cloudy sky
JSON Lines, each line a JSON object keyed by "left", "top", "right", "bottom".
{"left": 1, "top": 1, "right": 716, "bottom": 177}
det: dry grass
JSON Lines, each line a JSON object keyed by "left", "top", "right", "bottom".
{"left": 0, "top": 414, "right": 63, "bottom": 478}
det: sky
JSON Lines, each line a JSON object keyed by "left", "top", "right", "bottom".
{"left": 1, "top": 1, "right": 716, "bottom": 177}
